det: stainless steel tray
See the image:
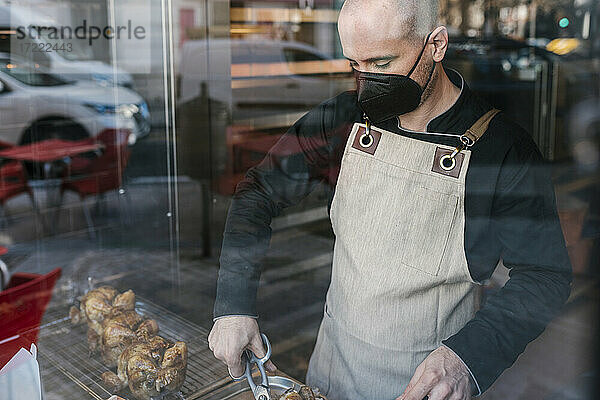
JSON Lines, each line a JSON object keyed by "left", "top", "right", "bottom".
{"left": 196, "top": 375, "right": 302, "bottom": 400}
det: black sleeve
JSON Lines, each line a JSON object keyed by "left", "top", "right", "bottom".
{"left": 213, "top": 100, "right": 334, "bottom": 319}
{"left": 442, "top": 142, "right": 573, "bottom": 393}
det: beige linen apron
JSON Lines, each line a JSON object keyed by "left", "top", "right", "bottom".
{"left": 306, "top": 110, "right": 499, "bottom": 400}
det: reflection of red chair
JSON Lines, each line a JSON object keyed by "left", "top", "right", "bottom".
{"left": 216, "top": 125, "right": 283, "bottom": 195}
{"left": 0, "top": 267, "right": 61, "bottom": 368}
{"left": 0, "top": 141, "right": 38, "bottom": 228}
{"left": 216, "top": 124, "right": 328, "bottom": 195}
{"left": 59, "top": 129, "right": 132, "bottom": 238}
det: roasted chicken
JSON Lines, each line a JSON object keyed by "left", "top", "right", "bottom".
{"left": 102, "top": 336, "right": 188, "bottom": 400}
{"left": 101, "top": 310, "right": 159, "bottom": 367}
{"left": 279, "top": 386, "right": 327, "bottom": 400}
{"left": 77, "top": 287, "right": 136, "bottom": 332}
{"left": 279, "top": 393, "right": 303, "bottom": 400}
{"left": 70, "top": 286, "right": 139, "bottom": 355}
{"left": 71, "top": 286, "right": 188, "bottom": 399}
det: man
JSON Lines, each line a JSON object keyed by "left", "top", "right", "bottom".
{"left": 208, "top": 0, "right": 572, "bottom": 399}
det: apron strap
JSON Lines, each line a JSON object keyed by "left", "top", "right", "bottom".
{"left": 448, "top": 108, "right": 501, "bottom": 160}
{"left": 462, "top": 108, "right": 501, "bottom": 145}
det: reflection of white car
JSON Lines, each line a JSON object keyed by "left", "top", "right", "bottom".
{"left": 0, "top": 54, "right": 150, "bottom": 145}
{"left": 179, "top": 38, "right": 353, "bottom": 117}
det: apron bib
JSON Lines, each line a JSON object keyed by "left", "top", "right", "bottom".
{"left": 306, "top": 121, "right": 483, "bottom": 400}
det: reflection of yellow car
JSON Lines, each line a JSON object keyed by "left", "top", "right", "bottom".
{"left": 546, "top": 38, "right": 580, "bottom": 55}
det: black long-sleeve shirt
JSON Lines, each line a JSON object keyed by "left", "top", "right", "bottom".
{"left": 214, "top": 68, "right": 572, "bottom": 393}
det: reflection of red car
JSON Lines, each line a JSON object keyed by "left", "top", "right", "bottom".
{"left": 0, "top": 266, "right": 61, "bottom": 367}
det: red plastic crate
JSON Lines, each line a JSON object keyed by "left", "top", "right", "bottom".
{"left": 0, "top": 268, "right": 61, "bottom": 368}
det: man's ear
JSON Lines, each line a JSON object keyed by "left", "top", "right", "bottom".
{"left": 428, "top": 26, "right": 449, "bottom": 63}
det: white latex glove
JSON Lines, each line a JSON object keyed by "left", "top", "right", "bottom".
{"left": 397, "top": 346, "right": 473, "bottom": 400}
{"left": 208, "top": 316, "right": 277, "bottom": 378}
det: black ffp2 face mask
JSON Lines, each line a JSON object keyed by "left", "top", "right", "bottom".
{"left": 353, "top": 31, "right": 435, "bottom": 124}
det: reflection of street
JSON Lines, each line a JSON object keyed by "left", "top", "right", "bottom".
{"left": 126, "top": 128, "right": 170, "bottom": 178}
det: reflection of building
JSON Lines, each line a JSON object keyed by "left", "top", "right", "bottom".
{"left": 439, "top": 0, "right": 598, "bottom": 44}
{"left": 170, "top": 0, "right": 600, "bottom": 193}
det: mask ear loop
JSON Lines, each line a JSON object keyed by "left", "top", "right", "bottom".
{"left": 395, "top": 31, "right": 436, "bottom": 129}
{"left": 406, "top": 30, "right": 434, "bottom": 78}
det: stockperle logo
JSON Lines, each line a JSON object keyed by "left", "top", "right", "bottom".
{"left": 15, "top": 20, "right": 146, "bottom": 46}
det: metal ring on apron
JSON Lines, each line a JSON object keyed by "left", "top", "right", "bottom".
{"left": 360, "top": 117, "right": 374, "bottom": 148}
{"left": 439, "top": 154, "right": 456, "bottom": 171}
{"left": 359, "top": 132, "right": 374, "bottom": 148}
{"left": 444, "top": 133, "right": 473, "bottom": 166}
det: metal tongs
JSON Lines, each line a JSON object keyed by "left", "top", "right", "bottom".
{"left": 230, "top": 333, "right": 272, "bottom": 400}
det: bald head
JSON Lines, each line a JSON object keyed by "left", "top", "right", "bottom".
{"left": 340, "top": 0, "right": 430, "bottom": 42}
{"left": 339, "top": 1, "right": 457, "bottom": 124}
{"left": 338, "top": 0, "right": 440, "bottom": 73}
{"left": 340, "top": 0, "right": 438, "bottom": 38}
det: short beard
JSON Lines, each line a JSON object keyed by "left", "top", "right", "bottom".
{"left": 418, "top": 60, "right": 437, "bottom": 107}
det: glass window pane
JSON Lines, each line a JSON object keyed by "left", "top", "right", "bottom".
{"left": 0, "top": 0, "right": 598, "bottom": 399}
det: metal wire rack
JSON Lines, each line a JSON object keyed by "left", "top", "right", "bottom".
{"left": 38, "top": 298, "right": 230, "bottom": 400}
